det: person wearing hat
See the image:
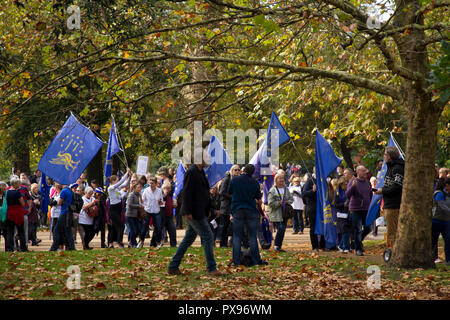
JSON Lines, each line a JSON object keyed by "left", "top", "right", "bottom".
{"left": 289, "top": 176, "right": 305, "bottom": 234}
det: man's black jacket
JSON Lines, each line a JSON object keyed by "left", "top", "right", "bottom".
{"left": 180, "top": 164, "right": 211, "bottom": 220}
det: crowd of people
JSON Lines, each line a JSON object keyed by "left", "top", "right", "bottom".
{"left": 0, "top": 149, "right": 449, "bottom": 269}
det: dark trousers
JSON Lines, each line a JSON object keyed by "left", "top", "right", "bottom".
{"left": 140, "top": 212, "right": 162, "bottom": 246}
{"left": 162, "top": 214, "right": 177, "bottom": 247}
{"left": 175, "top": 208, "right": 183, "bottom": 229}
{"left": 97, "top": 220, "right": 106, "bottom": 246}
{"left": 219, "top": 214, "right": 231, "bottom": 247}
{"left": 432, "top": 220, "right": 450, "bottom": 262}
{"left": 5, "top": 219, "right": 27, "bottom": 252}
{"left": 109, "top": 203, "right": 124, "bottom": 244}
{"left": 50, "top": 214, "right": 75, "bottom": 251}
{"left": 292, "top": 209, "right": 304, "bottom": 232}
{"left": 306, "top": 204, "right": 319, "bottom": 249}
{"left": 351, "top": 210, "right": 370, "bottom": 252}
{"left": 28, "top": 221, "right": 38, "bottom": 244}
{"left": 79, "top": 224, "right": 95, "bottom": 248}
{"left": 232, "top": 209, "right": 261, "bottom": 266}
{"left": 273, "top": 221, "right": 287, "bottom": 249}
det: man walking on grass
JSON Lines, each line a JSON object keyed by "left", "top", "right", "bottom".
{"left": 168, "top": 147, "right": 221, "bottom": 276}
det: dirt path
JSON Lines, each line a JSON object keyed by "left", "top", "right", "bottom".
{"left": 2, "top": 225, "right": 386, "bottom": 255}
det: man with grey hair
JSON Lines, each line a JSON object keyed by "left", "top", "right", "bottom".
{"left": 375, "top": 145, "right": 405, "bottom": 251}
{"left": 346, "top": 165, "right": 372, "bottom": 256}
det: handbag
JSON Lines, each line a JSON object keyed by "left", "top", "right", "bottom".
{"left": 0, "top": 190, "right": 8, "bottom": 223}
{"left": 137, "top": 206, "right": 146, "bottom": 220}
{"left": 87, "top": 203, "right": 99, "bottom": 218}
{"left": 276, "top": 187, "right": 294, "bottom": 220}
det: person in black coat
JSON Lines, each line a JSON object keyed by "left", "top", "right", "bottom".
{"left": 218, "top": 165, "right": 240, "bottom": 247}
{"left": 168, "top": 149, "right": 220, "bottom": 276}
{"left": 302, "top": 169, "right": 325, "bottom": 250}
{"left": 374, "top": 146, "right": 405, "bottom": 250}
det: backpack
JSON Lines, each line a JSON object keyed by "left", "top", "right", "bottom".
{"left": 0, "top": 191, "right": 8, "bottom": 223}
{"left": 70, "top": 191, "right": 83, "bottom": 213}
{"left": 260, "top": 217, "right": 272, "bottom": 249}
{"left": 239, "top": 249, "right": 253, "bottom": 267}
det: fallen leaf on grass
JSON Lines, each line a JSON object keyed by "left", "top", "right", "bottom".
{"left": 95, "top": 282, "right": 107, "bottom": 290}
{"left": 42, "top": 289, "right": 55, "bottom": 297}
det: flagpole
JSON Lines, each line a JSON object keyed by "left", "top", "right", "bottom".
{"left": 288, "top": 138, "right": 314, "bottom": 184}
{"left": 111, "top": 114, "right": 129, "bottom": 168}
{"left": 390, "top": 133, "right": 406, "bottom": 159}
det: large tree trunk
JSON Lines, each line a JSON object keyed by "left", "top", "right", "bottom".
{"left": 388, "top": 0, "right": 445, "bottom": 268}
{"left": 390, "top": 91, "right": 439, "bottom": 268}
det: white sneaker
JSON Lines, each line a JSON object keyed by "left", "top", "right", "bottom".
{"left": 137, "top": 242, "right": 143, "bottom": 248}
{"left": 156, "top": 242, "right": 163, "bottom": 249}
{"left": 434, "top": 258, "right": 442, "bottom": 263}
{"left": 338, "top": 247, "right": 344, "bottom": 253}
{"left": 343, "top": 250, "right": 349, "bottom": 254}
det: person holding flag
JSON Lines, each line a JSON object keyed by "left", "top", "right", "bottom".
{"left": 314, "top": 130, "right": 342, "bottom": 251}
{"left": 374, "top": 145, "right": 405, "bottom": 252}
{"left": 49, "top": 184, "right": 75, "bottom": 251}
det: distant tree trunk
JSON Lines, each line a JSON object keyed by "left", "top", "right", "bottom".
{"left": 13, "top": 144, "right": 30, "bottom": 176}
{"left": 339, "top": 136, "right": 353, "bottom": 170}
{"left": 85, "top": 148, "right": 103, "bottom": 188}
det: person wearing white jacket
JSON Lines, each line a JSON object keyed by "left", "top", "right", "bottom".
{"left": 107, "top": 168, "right": 131, "bottom": 248}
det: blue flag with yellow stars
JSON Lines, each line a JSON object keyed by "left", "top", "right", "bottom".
{"left": 365, "top": 134, "right": 404, "bottom": 226}
{"left": 104, "top": 118, "right": 122, "bottom": 187}
{"left": 265, "top": 111, "right": 290, "bottom": 159}
{"left": 38, "top": 114, "right": 104, "bottom": 185}
{"left": 204, "top": 135, "right": 233, "bottom": 188}
{"left": 314, "top": 130, "right": 342, "bottom": 247}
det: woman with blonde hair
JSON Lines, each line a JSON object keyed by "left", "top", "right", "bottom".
{"left": 268, "top": 173, "right": 294, "bottom": 252}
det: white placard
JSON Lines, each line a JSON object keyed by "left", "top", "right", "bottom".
{"left": 136, "top": 156, "right": 149, "bottom": 176}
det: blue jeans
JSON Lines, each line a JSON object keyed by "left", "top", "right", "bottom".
{"left": 339, "top": 232, "right": 351, "bottom": 251}
{"left": 273, "top": 221, "right": 287, "bottom": 249}
{"left": 168, "top": 217, "right": 217, "bottom": 273}
{"left": 232, "top": 209, "right": 262, "bottom": 266}
{"left": 140, "top": 212, "right": 162, "bottom": 246}
{"left": 126, "top": 217, "right": 141, "bottom": 247}
{"left": 351, "top": 211, "right": 367, "bottom": 252}
{"left": 50, "top": 213, "right": 75, "bottom": 251}
{"left": 432, "top": 219, "right": 450, "bottom": 262}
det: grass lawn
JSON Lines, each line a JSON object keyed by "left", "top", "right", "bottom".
{"left": 0, "top": 241, "right": 448, "bottom": 300}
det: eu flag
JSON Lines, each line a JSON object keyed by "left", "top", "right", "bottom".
{"left": 204, "top": 135, "right": 233, "bottom": 187}
{"left": 266, "top": 111, "right": 290, "bottom": 158}
{"left": 104, "top": 118, "right": 122, "bottom": 186}
{"left": 314, "top": 130, "right": 342, "bottom": 247}
{"left": 39, "top": 172, "right": 51, "bottom": 218}
{"left": 365, "top": 134, "right": 404, "bottom": 226}
{"left": 38, "top": 114, "right": 104, "bottom": 185}
{"left": 173, "top": 160, "right": 185, "bottom": 200}
{"left": 250, "top": 112, "right": 290, "bottom": 204}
